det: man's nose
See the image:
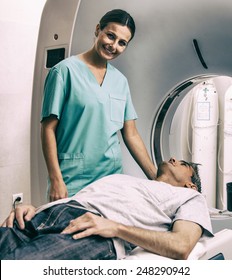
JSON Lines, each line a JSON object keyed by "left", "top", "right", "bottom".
{"left": 169, "top": 157, "right": 176, "bottom": 163}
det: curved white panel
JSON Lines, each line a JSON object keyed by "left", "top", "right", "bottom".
{"left": 192, "top": 81, "right": 219, "bottom": 207}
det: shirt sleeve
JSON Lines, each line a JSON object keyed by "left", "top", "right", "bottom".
{"left": 173, "top": 194, "right": 214, "bottom": 237}
{"left": 40, "top": 67, "right": 67, "bottom": 121}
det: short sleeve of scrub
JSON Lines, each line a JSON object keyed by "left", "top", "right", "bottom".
{"left": 124, "top": 81, "right": 138, "bottom": 121}
{"left": 41, "top": 67, "right": 69, "bottom": 121}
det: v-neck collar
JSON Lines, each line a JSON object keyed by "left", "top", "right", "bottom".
{"left": 74, "top": 56, "right": 108, "bottom": 88}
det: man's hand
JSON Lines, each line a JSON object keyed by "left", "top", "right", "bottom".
{"left": 61, "top": 212, "right": 119, "bottom": 239}
{"left": 1, "top": 204, "right": 36, "bottom": 229}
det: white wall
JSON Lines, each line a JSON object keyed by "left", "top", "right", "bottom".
{"left": 0, "top": 0, "right": 46, "bottom": 223}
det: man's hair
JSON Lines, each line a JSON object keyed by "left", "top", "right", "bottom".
{"left": 188, "top": 162, "right": 202, "bottom": 193}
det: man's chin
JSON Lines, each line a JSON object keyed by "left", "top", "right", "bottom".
{"left": 156, "top": 161, "right": 168, "bottom": 175}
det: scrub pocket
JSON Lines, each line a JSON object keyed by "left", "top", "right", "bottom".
{"left": 110, "top": 95, "right": 126, "bottom": 123}
{"left": 57, "top": 153, "right": 96, "bottom": 196}
{"left": 58, "top": 153, "right": 84, "bottom": 177}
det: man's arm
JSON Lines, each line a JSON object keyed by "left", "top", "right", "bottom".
{"left": 116, "top": 219, "right": 202, "bottom": 260}
{"left": 61, "top": 212, "right": 202, "bottom": 260}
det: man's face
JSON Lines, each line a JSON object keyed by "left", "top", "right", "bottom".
{"left": 157, "top": 158, "right": 197, "bottom": 190}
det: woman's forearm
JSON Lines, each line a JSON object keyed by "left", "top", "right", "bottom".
{"left": 41, "top": 122, "right": 63, "bottom": 182}
{"left": 121, "top": 120, "right": 157, "bottom": 179}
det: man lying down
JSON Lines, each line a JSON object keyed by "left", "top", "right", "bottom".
{"left": 0, "top": 158, "right": 213, "bottom": 260}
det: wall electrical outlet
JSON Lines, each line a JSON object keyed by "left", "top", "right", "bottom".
{"left": 12, "top": 193, "right": 23, "bottom": 205}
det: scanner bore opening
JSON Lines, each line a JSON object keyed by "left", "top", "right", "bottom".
{"left": 151, "top": 75, "right": 217, "bottom": 166}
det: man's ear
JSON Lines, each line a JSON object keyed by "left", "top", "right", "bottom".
{"left": 185, "top": 182, "right": 198, "bottom": 191}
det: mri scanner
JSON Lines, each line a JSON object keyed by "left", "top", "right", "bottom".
{"left": 31, "top": 0, "right": 232, "bottom": 259}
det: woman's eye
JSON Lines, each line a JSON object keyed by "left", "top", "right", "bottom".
{"left": 107, "top": 33, "right": 114, "bottom": 40}
{"left": 119, "top": 41, "right": 127, "bottom": 47}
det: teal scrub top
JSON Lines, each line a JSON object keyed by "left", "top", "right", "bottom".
{"left": 41, "top": 56, "right": 138, "bottom": 196}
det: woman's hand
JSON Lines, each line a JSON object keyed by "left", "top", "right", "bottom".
{"left": 49, "top": 179, "right": 68, "bottom": 202}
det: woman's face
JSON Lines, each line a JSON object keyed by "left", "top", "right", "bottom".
{"left": 94, "top": 22, "right": 132, "bottom": 61}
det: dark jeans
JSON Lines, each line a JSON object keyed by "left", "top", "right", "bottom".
{"left": 0, "top": 201, "right": 116, "bottom": 260}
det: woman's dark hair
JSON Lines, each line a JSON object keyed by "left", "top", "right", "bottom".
{"left": 99, "top": 9, "right": 136, "bottom": 41}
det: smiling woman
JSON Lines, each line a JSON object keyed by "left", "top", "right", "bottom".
{"left": 40, "top": 9, "right": 157, "bottom": 202}
{"left": 80, "top": 22, "right": 132, "bottom": 84}
{"left": 92, "top": 23, "right": 131, "bottom": 63}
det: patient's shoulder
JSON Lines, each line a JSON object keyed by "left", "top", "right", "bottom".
{"left": 101, "top": 174, "right": 143, "bottom": 181}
